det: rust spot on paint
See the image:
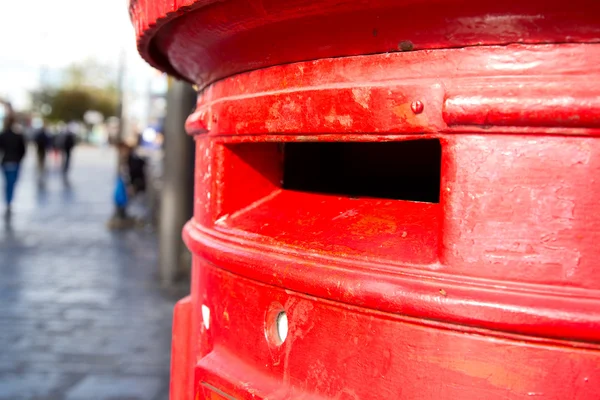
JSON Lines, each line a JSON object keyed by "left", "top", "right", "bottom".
{"left": 398, "top": 40, "right": 414, "bottom": 51}
{"left": 351, "top": 215, "right": 397, "bottom": 235}
{"left": 392, "top": 103, "right": 429, "bottom": 130}
{"left": 439, "top": 289, "right": 447, "bottom": 296}
{"left": 297, "top": 215, "right": 319, "bottom": 226}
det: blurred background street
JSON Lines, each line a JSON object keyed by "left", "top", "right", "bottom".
{"left": 0, "top": 1, "right": 196, "bottom": 398}
{"left": 0, "top": 146, "right": 187, "bottom": 400}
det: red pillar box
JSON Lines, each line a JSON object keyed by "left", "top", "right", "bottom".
{"left": 130, "top": 1, "right": 600, "bottom": 399}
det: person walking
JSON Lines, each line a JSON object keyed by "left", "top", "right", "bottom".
{"left": 0, "top": 114, "right": 26, "bottom": 216}
{"left": 34, "top": 123, "right": 50, "bottom": 183}
{"left": 61, "top": 126, "right": 76, "bottom": 183}
{"left": 49, "top": 130, "right": 61, "bottom": 168}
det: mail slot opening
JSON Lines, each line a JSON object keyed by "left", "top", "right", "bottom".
{"left": 282, "top": 139, "right": 442, "bottom": 203}
{"left": 217, "top": 138, "right": 442, "bottom": 264}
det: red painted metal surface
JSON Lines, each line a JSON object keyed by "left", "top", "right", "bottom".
{"left": 130, "top": 1, "right": 600, "bottom": 399}
{"left": 130, "top": 0, "right": 600, "bottom": 87}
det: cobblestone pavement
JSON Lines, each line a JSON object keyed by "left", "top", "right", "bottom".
{"left": 0, "top": 146, "right": 187, "bottom": 400}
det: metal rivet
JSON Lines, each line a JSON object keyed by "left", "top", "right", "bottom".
{"left": 411, "top": 100, "right": 424, "bottom": 114}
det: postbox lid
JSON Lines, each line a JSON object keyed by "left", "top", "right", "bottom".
{"left": 129, "top": 0, "right": 600, "bottom": 88}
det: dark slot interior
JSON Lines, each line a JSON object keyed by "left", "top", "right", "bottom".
{"left": 282, "top": 139, "right": 442, "bottom": 203}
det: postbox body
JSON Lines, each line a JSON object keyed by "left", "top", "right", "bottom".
{"left": 130, "top": 1, "right": 600, "bottom": 398}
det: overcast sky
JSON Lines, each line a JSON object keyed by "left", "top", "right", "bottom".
{"left": 0, "top": 0, "right": 145, "bottom": 109}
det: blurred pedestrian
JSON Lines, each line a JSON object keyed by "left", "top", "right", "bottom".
{"left": 60, "top": 126, "right": 76, "bottom": 182}
{"left": 108, "top": 141, "right": 149, "bottom": 229}
{"left": 117, "top": 141, "right": 148, "bottom": 197}
{"left": 0, "top": 114, "right": 26, "bottom": 216}
{"left": 50, "top": 132, "right": 60, "bottom": 167}
{"left": 34, "top": 122, "right": 50, "bottom": 182}
{"left": 50, "top": 123, "right": 65, "bottom": 168}
{"left": 108, "top": 142, "right": 135, "bottom": 229}
{"left": 128, "top": 146, "right": 147, "bottom": 196}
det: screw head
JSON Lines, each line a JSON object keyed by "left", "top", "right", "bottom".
{"left": 411, "top": 100, "right": 424, "bottom": 114}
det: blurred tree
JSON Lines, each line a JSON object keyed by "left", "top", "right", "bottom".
{"left": 31, "top": 59, "right": 118, "bottom": 122}
{"left": 63, "top": 59, "right": 118, "bottom": 89}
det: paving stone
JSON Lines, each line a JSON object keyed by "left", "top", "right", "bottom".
{"left": 65, "top": 375, "right": 162, "bottom": 400}
{"left": 0, "top": 372, "right": 64, "bottom": 400}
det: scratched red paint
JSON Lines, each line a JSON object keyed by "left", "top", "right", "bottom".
{"left": 130, "top": 0, "right": 600, "bottom": 399}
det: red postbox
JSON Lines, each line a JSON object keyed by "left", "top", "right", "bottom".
{"left": 130, "top": 1, "right": 600, "bottom": 399}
